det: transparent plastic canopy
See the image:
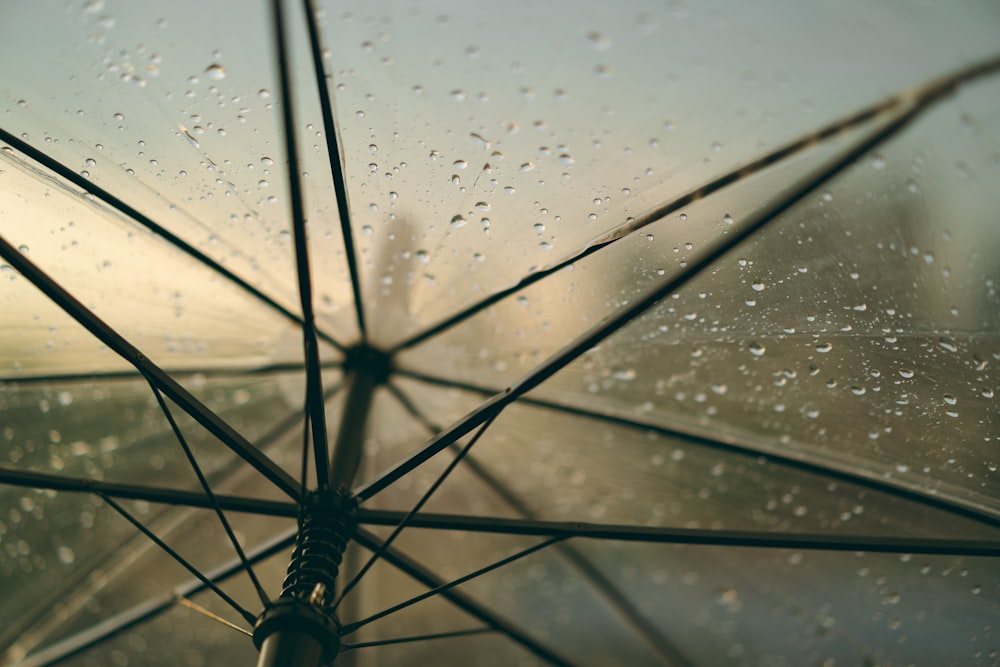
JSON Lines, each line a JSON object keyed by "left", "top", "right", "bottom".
{"left": 1, "top": 1, "right": 998, "bottom": 666}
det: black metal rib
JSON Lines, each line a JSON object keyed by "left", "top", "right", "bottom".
{"left": 271, "top": 0, "right": 333, "bottom": 492}
{"left": 14, "top": 528, "right": 297, "bottom": 667}
{"left": 352, "top": 528, "right": 577, "bottom": 667}
{"left": 147, "top": 382, "right": 270, "bottom": 606}
{"left": 0, "top": 467, "right": 299, "bottom": 516}
{"left": 22, "top": 472, "right": 994, "bottom": 560}
{"left": 0, "top": 127, "right": 345, "bottom": 353}
{"left": 353, "top": 512, "right": 1000, "bottom": 557}
{"left": 0, "top": 236, "right": 301, "bottom": 499}
{"left": 0, "top": 360, "right": 342, "bottom": 387}
{"left": 385, "top": 382, "right": 694, "bottom": 667}
{"left": 396, "top": 369, "right": 1000, "bottom": 532}
{"left": 333, "top": 415, "right": 498, "bottom": 610}
{"left": 302, "top": 0, "right": 368, "bottom": 341}
{"left": 341, "top": 628, "right": 494, "bottom": 650}
{"left": 98, "top": 494, "right": 257, "bottom": 626}
{"left": 342, "top": 537, "right": 564, "bottom": 634}
{"left": 387, "top": 53, "right": 1000, "bottom": 354}
{"left": 353, "top": 54, "right": 1000, "bottom": 503}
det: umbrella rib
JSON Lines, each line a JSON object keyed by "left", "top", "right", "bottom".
{"left": 0, "top": 467, "right": 299, "bottom": 516}
{"left": 271, "top": 0, "right": 333, "bottom": 492}
{"left": 0, "top": 360, "right": 343, "bottom": 387}
{"left": 10, "top": 528, "right": 297, "bottom": 667}
{"left": 332, "top": 414, "right": 499, "bottom": 611}
{"left": 352, "top": 528, "right": 579, "bottom": 667}
{"left": 175, "top": 597, "right": 254, "bottom": 637}
{"left": 353, "top": 52, "right": 1000, "bottom": 504}
{"left": 98, "top": 493, "right": 258, "bottom": 626}
{"left": 395, "top": 369, "right": 1000, "bottom": 532}
{"left": 0, "top": 127, "right": 345, "bottom": 353}
{"left": 385, "top": 381, "right": 697, "bottom": 667}
{"left": 147, "top": 382, "right": 271, "bottom": 607}
{"left": 354, "top": 511, "right": 1000, "bottom": 557}
{"left": 341, "top": 537, "right": 565, "bottom": 634}
{"left": 0, "top": 235, "right": 301, "bottom": 499}
{"left": 340, "top": 627, "right": 494, "bottom": 650}
{"left": 387, "top": 52, "right": 1000, "bottom": 354}
{"left": 301, "top": 0, "right": 368, "bottom": 341}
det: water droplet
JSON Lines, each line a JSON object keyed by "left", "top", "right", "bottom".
{"left": 450, "top": 214, "right": 467, "bottom": 228}
{"left": 586, "top": 31, "right": 612, "bottom": 50}
{"left": 871, "top": 154, "right": 886, "bottom": 170}
{"left": 519, "top": 161, "right": 535, "bottom": 172}
{"left": 748, "top": 341, "right": 766, "bottom": 357}
{"left": 898, "top": 369, "right": 914, "bottom": 379}
{"left": 815, "top": 342, "right": 833, "bottom": 353}
{"left": 938, "top": 339, "right": 957, "bottom": 353}
{"left": 453, "top": 159, "right": 468, "bottom": 169}
{"left": 469, "top": 132, "right": 490, "bottom": 149}
{"left": 450, "top": 89, "right": 467, "bottom": 101}
{"left": 204, "top": 64, "right": 226, "bottom": 80}
{"left": 368, "top": 144, "right": 378, "bottom": 153}
{"left": 475, "top": 201, "right": 490, "bottom": 211}
{"left": 57, "top": 546, "right": 76, "bottom": 565}
{"left": 257, "top": 179, "right": 269, "bottom": 188}
{"left": 723, "top": 214, "right": 734, "bottom": 225}
{"left": 851, "top": 386, "right": 866, "bottom": 396}
{"left": 751, "top": 281, "right": 765, "bottom": 292}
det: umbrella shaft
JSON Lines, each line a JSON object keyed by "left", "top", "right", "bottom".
{"left": 329, "top": 355, "right": 382, "bottom": 492}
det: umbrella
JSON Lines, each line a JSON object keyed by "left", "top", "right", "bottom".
{"left": 1, "top": 0, "right": 999, "bottom": 665}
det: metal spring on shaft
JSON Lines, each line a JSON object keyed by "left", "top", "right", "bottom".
{"left": 281, "top": 499, "right": 355, "bottom": 608}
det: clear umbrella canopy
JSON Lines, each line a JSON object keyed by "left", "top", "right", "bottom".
{"left": 1, "top": 1, "right": 999, "bottom": 666}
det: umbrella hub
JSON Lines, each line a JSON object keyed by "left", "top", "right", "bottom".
{"left": 253, "top": 492, "right": 356, "bottom": 667}
{"left": 341, "top": 343, "right": 392, "bottom": 385}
